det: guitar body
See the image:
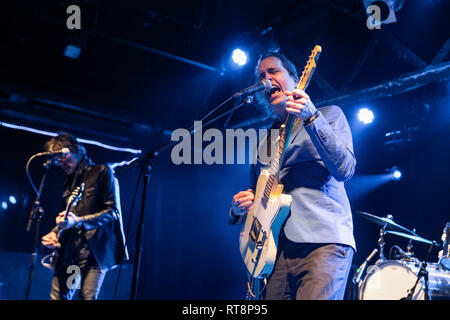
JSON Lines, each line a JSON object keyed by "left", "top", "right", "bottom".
{"left": 239, "top": 169, "right": 291, "bottom": 279}
{"left": 41, "top": 183, "right": 85, "bottom": 271}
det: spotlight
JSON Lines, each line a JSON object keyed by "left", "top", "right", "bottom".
{"left": 358, "top": 107, "right": 375, "bottom": 124}
{"left": 9, "top": 195, "right": 17, "bottom": 205}
{"left": 64, "top": 36, "right": 84, "bottom": 60}
{"left": 64, "top": 44, "right": 82, "bottom": 59}
{"left": 390, "top": 167, "right": 402, "bottom": 181}
{"left": 1, "top": 202, "right": 7, "bottom": 210}
{"left": 231, "top": 49, "right": 248, "bottom": 66}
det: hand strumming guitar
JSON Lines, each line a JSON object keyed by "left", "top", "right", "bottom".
{"left": 231, "top": 189, "right": 255, "bottom": 216}
{"left": 55, "top": 211, "right": 82, "bottom": 231}
{"left": 41, "top": 231, "right": 58, "bottom": 249}
{"left": 41, "top": 211, "right": 82, "bottom": 249}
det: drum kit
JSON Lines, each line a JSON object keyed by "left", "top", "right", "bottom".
{"left": 354, "top": 211, "right": 450, "bottom": 300}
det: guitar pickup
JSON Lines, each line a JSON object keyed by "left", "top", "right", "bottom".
{"left": 249, "top": 218, "right": 262, "bottom": 243}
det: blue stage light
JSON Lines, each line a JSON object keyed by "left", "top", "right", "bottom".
{"left": 9, "top": 195, "right": 17, "bottom": 205}
{"left": 64, "top": 44, "right": 81, "bottom": 59}
{"left": 390, "top": 167, "right": 402, "bottom": 180}
{"left": 393, "top": 170, "right": 402, "bottom": 180}
{"left": 1, "top": 202, "right": 7, "bottom": 210}
{"left": 358, "top": 107, "right": 374, "bottom": 124}
{"left": 231, "top": 49, "right": 248, "bottom": 66}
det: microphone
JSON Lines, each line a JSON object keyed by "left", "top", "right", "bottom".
{"left": 352, "top": 248, "right": 378, "bottom": 284}
{"left": 233, "top": 79, "right": 272, "bottom": 98}
{"left": 34, "top": 148, "right": 71, "bottom": 157}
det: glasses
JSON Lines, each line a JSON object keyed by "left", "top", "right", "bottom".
{"left": 52, "top": 152, "right": 72, "bottom": 165}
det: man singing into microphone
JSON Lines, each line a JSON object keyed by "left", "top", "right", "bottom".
{"left": 41, "top": 132, "right": 127, "bottom": 300}
{"left": 229, "top": 52, "right": 356, "bottom": 300}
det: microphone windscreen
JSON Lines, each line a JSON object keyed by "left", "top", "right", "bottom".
{"left": 261, "top": 79, "right": 272, "bottom": 91}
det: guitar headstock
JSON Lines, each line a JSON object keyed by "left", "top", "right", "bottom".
{"left": 68, "top": 183, "right": 85, "bottom": 207}
{"left": 297, "top": 45, "right": 322, "bottom": 91}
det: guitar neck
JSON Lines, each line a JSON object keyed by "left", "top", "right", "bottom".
{"left": 63, "top": 203, "right": 73, "bottom": 221}
{"left": 261, "top": 46, "right": 322, "bottom": 202}
{"left": 268, "top": 114, "right": 295, "bottom": 177}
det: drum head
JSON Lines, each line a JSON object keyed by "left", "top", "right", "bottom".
{"left": 359, "top": 261, "right": 424, "bottom": 300}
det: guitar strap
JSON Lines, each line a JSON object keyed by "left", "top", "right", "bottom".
{"left": 65, "top": 155, "right": 91, "bottom": 203}
{"left": 258, "top": 118, "right": 303, "bottom": 170}
{"left": 59, "top": 156, "right": 90, "bottom": 261}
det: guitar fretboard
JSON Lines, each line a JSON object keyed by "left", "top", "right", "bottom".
{"left": 261, "top": 115, "right": 295, "bottom": 207}
{"left": 259, "top": 46, "right": 321, "bottom": 208}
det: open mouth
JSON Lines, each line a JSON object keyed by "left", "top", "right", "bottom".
{"left": 268, "top": 85, "right": 281, "bottom": 98}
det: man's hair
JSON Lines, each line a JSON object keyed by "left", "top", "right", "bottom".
{"left": 44, "top": 132, "right": 86, "bottom": 158}
{"left": 255, "top": 51, "right": 299, "bottom": 83}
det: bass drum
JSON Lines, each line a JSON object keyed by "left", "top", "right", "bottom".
{"left": 359, "top": 260, "right": 450, "bottom": 300}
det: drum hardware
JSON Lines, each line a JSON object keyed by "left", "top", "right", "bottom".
{"left": 358, "top": 259, "right": 450, "bottom": 300}
{"left": 385, "top": 230, "right": 437, "bottom": 246}
{"left": 401, "top": 240, "right": 437, "bottom": 300}
{"left": 438, "top": 222, "right": 450, "bottom": 271}
{"left": 353, "top": 248, "right": 378, "bottom": 284}
{"left": 357, "top": 211, "right": 418, "bottom": 235}
{"left": 356, "top": 211, "right": 450, "bottom": 300}
{"left": 377, "top": 225, "right": 388, "bottom": 263}
{"left": 389, "top": 245, "right": 416, "bottom": 262}
{"left": 357, "top": 211, "right": 419, "bottom": 262}
{"left": 384, "top": 229, "right": 440, "bottom": 264}
{"left": 405, "top": 236, "right": 414, "bottom": 259}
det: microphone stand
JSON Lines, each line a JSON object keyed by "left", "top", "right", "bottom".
{"left": 352, "top": 248, "right": 378, "bottom": 300}
{"left": 24, "top": 159, "right": 52, "bottom": 300}
{"left": 402, "top": 241, "right": 437, "bottom": 300}
{"left": 127, "top": 94, "right": 255, "bottom": 300}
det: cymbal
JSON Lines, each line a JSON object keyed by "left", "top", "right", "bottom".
{"left": 356, "top": 211, "right": 416, "bottom": 235}
{"left": 385, "top": 230, "right": 439, "bottom": 246}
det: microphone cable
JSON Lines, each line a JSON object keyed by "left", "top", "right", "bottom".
{"left": 183, "top": 79, "right": 271, "bottom": 133}
{"left": 25, "top": 154, "right": 48, "bottom": 198}
{"left": 389, "top": 245, "right": 411, "bottom": 260}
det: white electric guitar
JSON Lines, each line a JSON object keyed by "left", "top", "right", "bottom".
{"left": 239, "top": 46, "right": 322, "bottom": 280}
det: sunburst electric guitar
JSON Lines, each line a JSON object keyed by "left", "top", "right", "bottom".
{"left": 239, "top": 46, "right": 322, "bottom": 279}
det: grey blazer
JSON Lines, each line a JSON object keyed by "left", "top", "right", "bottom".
{"left": 249, "top": 105, "right": 357, "bottom": 250}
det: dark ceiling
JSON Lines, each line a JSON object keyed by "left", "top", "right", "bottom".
{"left": 1, "top": 0, "right": 448, "bottom": 151}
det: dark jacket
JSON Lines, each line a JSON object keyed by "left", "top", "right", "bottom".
{"left": 54, "top": 157, "right": 128, "bottom": 271}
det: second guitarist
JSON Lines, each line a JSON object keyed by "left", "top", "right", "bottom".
{"left": 230, "top": 51, "right": 356, "bottom": 300}
{"left": 41, "top": 132, "right": 128, "bottom": 300}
